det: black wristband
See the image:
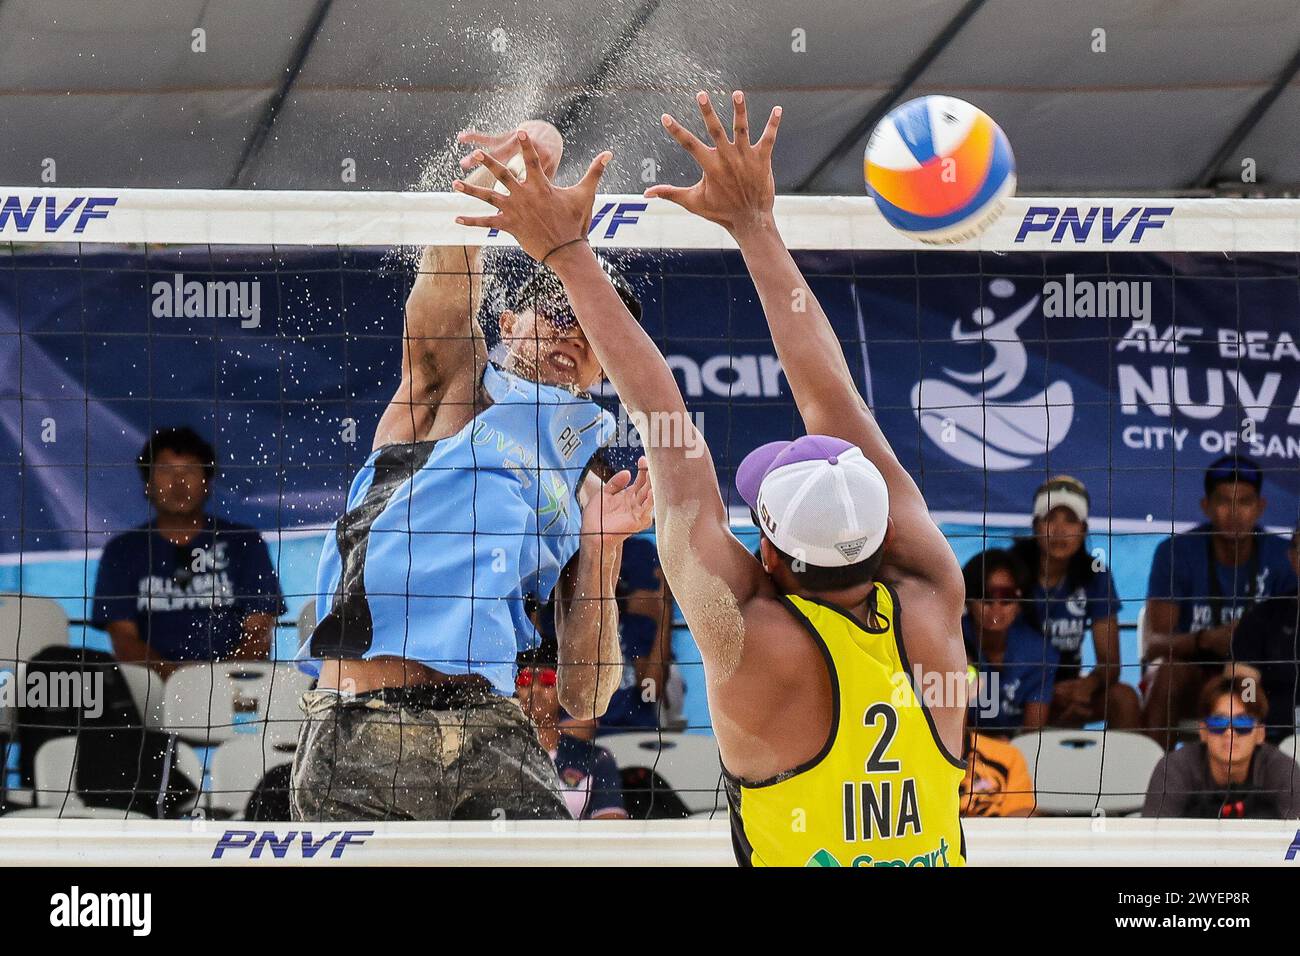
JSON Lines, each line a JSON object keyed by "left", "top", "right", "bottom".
{"left": 541, "top": 237, "right": 587, "bottom": 265}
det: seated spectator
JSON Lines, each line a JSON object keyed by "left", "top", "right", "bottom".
{"left": 1143, "top": 456, "right": 1298, "bottom": 748}
{"left": 530, "top": 536, "right": 681, "bottom": 735}
{"left": 963, "top": 549, "right": 1058, "bottom": 735}
{"left": 1010, "top": 476, "right": 1141, "bottom": 730}
{"left": 1143, "top": 676, "right": 1300, "bottom": 819}
{"left": 960, "top": 730, "right": 1036, "bottom": 818}
{"left": 1228, "top": 525, "right": 1299, "bottom": 742}
{"left": 599, "top": 536, "right": 678, "bottom": 732}
{"left": 92, "top": 427, "right": 286, "bottom": 679}
{"left": 516, "top": 661, "right": 628, "bottom": 819}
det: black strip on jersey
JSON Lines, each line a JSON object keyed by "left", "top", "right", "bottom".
{"left": 885, "top": 582, "right": 968, "bottom": 771}
{"left": 723, "top": 775, "right": 756, "bottom": 867}
{"left": 310, "top": 440, "right": 438, "bottom": 660}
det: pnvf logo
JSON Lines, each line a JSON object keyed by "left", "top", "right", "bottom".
{"left": 1013, "top": 205, "right": 1173, "bottom": 244}
{"left": 487, "top": 201, "right": 645, "bottom": 240}
{"left": 0, "top": 195, "right": 117, "bottom": 234}
{"left": 212, "top": 828, "right": 374, "bottom": 860}
{"left": 1286, "top": 828, "right": 1300, "bottom": 861}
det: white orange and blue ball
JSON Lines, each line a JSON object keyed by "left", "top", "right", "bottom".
{"left": 865, "top": 95, "right": 1016, "bottom": 244}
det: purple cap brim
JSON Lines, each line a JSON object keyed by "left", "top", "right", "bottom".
{"left": 736, "top": 441, "right": 790, "bottom": 510}
{"left": 736, "top": 435, "right": 858, "bottom": 510}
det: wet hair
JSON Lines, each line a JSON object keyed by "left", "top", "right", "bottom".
{"left": 136, "top": 426, "right": 217, "bottom": 483}
{"left": 1199, "top": 675, "right": 1268, "bottom": 722}
{"left": 512, "top": 257, "right": 642, "bottom": 323}
{"left": 961, "top": 548, "right": 1031, "bottom": 602}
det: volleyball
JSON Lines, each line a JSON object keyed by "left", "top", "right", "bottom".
{"left": 865, "top": 95, "right": 1016, "bottom": 244}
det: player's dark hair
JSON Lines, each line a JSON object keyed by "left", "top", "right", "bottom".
{"left": 1199, "top": 675, "right": 1268, "bottom": 722}
{"left": 961, "top": 548, "right": 1031, "bottom": 602}
{"left": 513, "top": 258, "right": 642, "bottom": 322}
{"left": 1204, "top": 454, "right": 1263, "bottom": 497}
{"left": 136, "top": 426, "right": 217, "bottom": 483}
{"left": 1010, "top": 530, "right": 1095, "bottom": 591}
{"left": 768, "top": 539, "right": 884, "bottom": 591}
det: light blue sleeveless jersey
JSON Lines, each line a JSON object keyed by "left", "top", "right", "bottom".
{"left": 299, "top": 364, "right": 615, "bottom": 695}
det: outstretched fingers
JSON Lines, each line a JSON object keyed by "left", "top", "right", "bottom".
{"left": 518, "top": 130, "right": 545, "bottom": 181}
{"left": 472, "top": 149, "right": 518, "bottom": 188}
{"left": 575, "top": 150, "right": 613, "bottom": 194}
{"left": 731, "top": 90, "right": 750, "bottom": 146}
{"left": 454, "top": 213, "right": 503, "bottom": 229}
{"left": 659, "top": 112, "right": 710, "bottom": 165}
{"left": 452, "top": 178, "right": 504, "bottom": 207}
{"left": 604, "top": 468, "right": 634, "bottom": 495}
{"left": 642, "top": 182, "right": 695, "bottom": 205}
{"left": 695, "top": 91, "right": 730, "bottom": 146}
{"left": 755, "top": 105, "right": 783, "bottom": 156}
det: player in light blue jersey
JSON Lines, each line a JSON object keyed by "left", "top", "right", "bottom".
{"left": 292, "top": 121, "right": 653, "bottom": 822}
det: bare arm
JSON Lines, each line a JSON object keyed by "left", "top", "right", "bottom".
{"left": 647, "top": 92, "right": 961, "bottom": 601}
{"left": 553, "top": 464, "right": 655, "bottom": 720}
{"left": 107, "top": 620, "right": 178, "bottom": 680}
{"left": 1144, "top": 598, "right": 1232, "bottom": 661}
{"left": 231, "top": 612, "right": 275, "bottom": 661}
{"left": 374, "top": 122, "right": 564, "bottom": 450}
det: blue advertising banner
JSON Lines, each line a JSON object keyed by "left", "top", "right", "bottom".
{"left": 2, "top": 246, "right": 1298, "bottom": 557}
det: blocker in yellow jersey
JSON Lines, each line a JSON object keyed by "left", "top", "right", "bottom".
{"left": 724, "top": 587, "right": 966, "bottom": 867}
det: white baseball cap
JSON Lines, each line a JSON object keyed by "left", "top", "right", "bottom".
{"left": 1032, "top": 475, "right": 1089, "bottom": 523}
{"left": 736, "top": 435, "right": 890, "bottom": 569}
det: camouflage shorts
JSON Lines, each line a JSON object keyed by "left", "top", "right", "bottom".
{"left": 290, "top": 687, "right": 571, "bottom": 822}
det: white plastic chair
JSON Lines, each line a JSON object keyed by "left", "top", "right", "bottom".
{"left": 117, "top": 663, "right": 166, "bottom": 730}
{"left": 0, "top": 594, "right": 70, "bottom": 667}
{"left": 2, "top": 806, "right": 154, "bottom": 820}
{"left": 1135, "top": 605, "right": 1149, "bottom": 663}
{"left": 295, "top": 598, "right": 317, "bottom": 651}
{"left": 1013, "top": 728, "right": 1165, "bottom": 816}
{"left": 32, "top": 737, "right": 84, "bottom": 809}
{"left": 600, "top": 731, "right": 724, "bottom": 815}
{"left": 209, "top": 732, "right": 299, "bottom": 819}
{"left": 163, "top": 661, "right": 311, "bottom": 745}
{"left": 33, "top": 734, "right": 207, "bottom": 815}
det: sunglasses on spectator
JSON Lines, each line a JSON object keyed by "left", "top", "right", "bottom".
{"left": 1203, "top": 715, "right": 1257, "bottom": 734}
{"left": 981, "top": 587, "right": 1020, "bottom": 604}
{"left": 516, "top": 667, "right": 557, "bottom": 689}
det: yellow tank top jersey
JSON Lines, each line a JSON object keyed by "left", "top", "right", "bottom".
{"left": 723, "top": 584, "right": 967, "bottom": 867}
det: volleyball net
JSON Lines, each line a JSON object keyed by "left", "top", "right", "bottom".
{"left": 1, "top": 188, "right": 1298, "bottom": 836}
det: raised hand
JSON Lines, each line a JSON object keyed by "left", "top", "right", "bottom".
{"left": 454, "top": 130, "right": 610, "bottom": 263}
{"left": 581, "top": 456, "right": 654, "bottom": 544}
{"left": 645, "top": 90, "right": 782, "bottom": 236}
{"left": 457, "top": 120, "right": 564, "bottom": 179}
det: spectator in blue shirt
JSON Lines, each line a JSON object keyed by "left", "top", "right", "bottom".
{"left": 516, "top": 661, "right": 628, "bottom": 819}
{"left": 1228, "top": 525, "right": 1299, "bottom": 743}
{"left": 92, "top": 427, "right": 285, "bottom": 679}
{"left": 1009, "top": 475, "right": 1141, "bottom": 730}
{"left": 963, "top": 549, "right": 1059, "bottom": 735}
{"left": 1143, "top": 455, "right": 1298, "bottom": 748}
{"left": 531, "top": 536, "right": 678, "bottom": 734}
{"left": 599, "top": 536, "right": 676, "bottom": 731}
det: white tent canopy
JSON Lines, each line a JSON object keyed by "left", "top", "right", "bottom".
{"left": 1, "top": 0, "right": 1298, "bottom": 195}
